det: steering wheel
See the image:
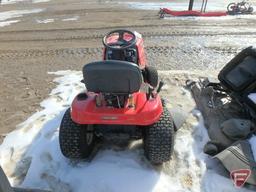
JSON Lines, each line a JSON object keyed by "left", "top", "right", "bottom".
{"left": 103, "top": 30, "right": 136, "bottom": 50}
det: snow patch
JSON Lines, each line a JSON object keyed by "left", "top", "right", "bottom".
{"left": 0, "top": 71, "right": 254, "bottom": 191}
{"left": 1, "top": 0, "right": 50, "bottom": 4}
{"left": 0, "top": 9, "right": 43, "bottom": 27}
{"left": 248, "top": 93, "right": 256, "bottom": 104}
{"left": 32, "top": 0, "right": 50, "bottom": 3}
{"left": 36, "top": 18, "right": 54, "bottom": 24}
{"left": 163, "top": 14, "right": 256, "bottom": 21}
{"left": 0, "top": 9, "right": 43, "bottom": 22}
{"left": 1, "top": 0, "right": 26, "bottom": 5}
{"left": 249, "top": 136, "right": 256, "bottom": 161}
{"left": 62, "top": 16, "right": 79, "bottom": 22}
{"left": 0, "top": 19, "right": 19, "bottom": 27}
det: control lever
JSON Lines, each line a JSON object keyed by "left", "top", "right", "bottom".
{"left": 157, "top": 81, "right": 164, "bottom": 93}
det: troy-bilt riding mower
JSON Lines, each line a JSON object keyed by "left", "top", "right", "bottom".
{"left": 59, "top": 30, "right": 175, "bottom": 164}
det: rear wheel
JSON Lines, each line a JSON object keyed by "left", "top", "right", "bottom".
{"left": 59, "top": 108, "right": 95, "bottom": 159}
{"left": 227, "top": 3, "right": 236, "bottom": 12}
{"left": 160, "top": 12, "right": 165, "bottom": 19}
{"left": 143, "top": 106, "right": 175, "bottom": 164}
{"left": 248, "top": 6, "right": 254, "bottom": 13}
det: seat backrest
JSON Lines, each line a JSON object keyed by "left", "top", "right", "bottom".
{"left": 219, "top": 47, "right": 256, "bottom": 93}
{"left": 83, "top": 60, "right": 142, "bottom": 94}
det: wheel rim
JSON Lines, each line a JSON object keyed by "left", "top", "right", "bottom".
{"left": 86, "top": 125, "right": 94, "bottom": 145}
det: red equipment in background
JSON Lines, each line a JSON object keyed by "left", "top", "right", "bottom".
{"left": 159, "top": 0, "right": 227, "bottom": 18}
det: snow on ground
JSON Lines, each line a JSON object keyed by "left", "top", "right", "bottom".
{"left": 248, "top": 93, "right": 256, "bottom": 104}
{"left": 0, "top": 9, "right": 43, "bottom": 27}
{"left": 1, "top": 0, "right": 50, "bottom": 4}
{"left": 0, "top": 70, "right": 255, "bottom": 192}
{"left": 36, "top": 17, "right": 80, "bottom": 23}
{"left": 32, "top": 0, "right": 51, "bottom": 3}
{"left": 36, "top": 18, "right": 54, "bottom": 24}
{"left": 1, "top": 0, "right": 25, "bottom": 4}
{"left": 249, "top": 136, "right": 256, "bottom": 161}
{"left": 123, "top": 0, "right": 254, "bottom": 11}
{"left": 0, "top": 19, "right": 19, "bottom": 27}
{"left": 0, "top": 9, "right": 43, "bottom": 21}
{"left": 247, "top": 98, "right": 256, "bottom": 162}
{"left": 62, "top": 16, "right": 79, "bottom": 22}
{"left": 164, "top": 14, "right": 256, "bottom": 21}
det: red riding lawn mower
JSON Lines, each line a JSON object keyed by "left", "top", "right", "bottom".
{"left": 59, "top": 30, "right": 175, "bottom": 164}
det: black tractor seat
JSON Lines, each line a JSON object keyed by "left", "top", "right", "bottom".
{"left": 218, "top": 47, "right": 256, "bottom": 115}
{"left": 83, "top": 60, "right": 142, "bottom": 94}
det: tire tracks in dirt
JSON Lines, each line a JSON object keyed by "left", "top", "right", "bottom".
{"left": 0, "top": 30, "right": 255, "bottom": 42}
{"left": 0, "top": 46, "right": 241, "bottom": 60}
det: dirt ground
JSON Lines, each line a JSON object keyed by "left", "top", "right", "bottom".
{"left": 0, "top": 0, "right": 256, "bottom": 142}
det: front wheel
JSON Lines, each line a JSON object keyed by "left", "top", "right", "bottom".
{"left": 59, "top": 108, "right": 95, "bottom": 159}
{"left": 143, "top": 106, "right": 175, "bottom": 164}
